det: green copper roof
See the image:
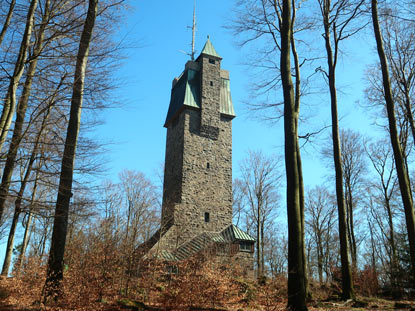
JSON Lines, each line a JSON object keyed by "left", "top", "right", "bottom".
{"left": 221, "top": 225, "right": 256, "bottom": 242}
{"left": 164, "top": 69, "right": 200, "bottom": 127}
{"left": 220, "top": 78, "right": 235, "bottom": 117}
{"left": 164, "top": 68, "right": 235, "bottom": 126}
{"left": 152, "top": 225, "right": 255, "bottom": 261}
{"left": 200, "top": 37, "right": 221, "bottom": 58}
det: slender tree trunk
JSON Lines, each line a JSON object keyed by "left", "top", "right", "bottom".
{"left": 40, "top": 226, "right": 47, "bottom": 257}
{"left": 256, "top": 203, "right": 263, "bottom": 281}
{"left": 372, "top": 0, "right": 415, "bottom": 281}
{"left": 1, "top": 204, "right": 19, "bottom": 276}
{"left": 385, "top": 196, "right": 398, "bottom": 292}
{"left": 368, "top": 220, "right": 378, "bottom": 284}
{"left": 0, "top": 0, "right": 49, "bottom": 230}
{"left": 281, "top": 0, "right": 307, "bottom": 309}
{"left": 16, "top": 209, "right": 33, "bottom": 274}
{"left": 43, "top": 0, "right": 98, "bottom": 301}
{"left": 0, "top": 0, "right": 38, "bottom": 159}
{"left": 323, "top": 15, "right": 355, "bottom": 300}
{"left": 291, "top": 0, "right": 309, "bottom": 300}
{"left": 317, "top": 233, "right": 323, "bottom": 284}
{"left": 261, "top": 219, "right": 265, "bottom": 278}
{"left": 1, "top": 99, "right": 52, "bottom": 276}
{"left": 346, "top": 187, "right": 357, "bottom": 270}
{"left": 0, "top": 0, "right": 16, "bottom": 47}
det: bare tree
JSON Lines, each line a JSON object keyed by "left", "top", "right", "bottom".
{"left": 365, "top": 139, "right": 402, "bottom": 295}
{"left": 0, "top": 0, "right": 38, "bottom": 158}
{"left": 0, "top": 90, "right": 57, "bottom": 275}
{"left": 232, "top": 1, "right": 311, "bottom": 306}
{"left": 317, "top": 0, "right": 366, "bottom": 299}
{"left": 280, "top": 0, "right": 308, "bottom": 308}
{"left": 340, "top": 129, "right": 365, "bottom": 270}
{"left": 371, "top": 0, "right": 415, "bottom": 281}
{"left": 322, "top": 129, "right": 366, "bottom": 271}
{"left": 44, "top": 0, "right": 99, "bottom": 300}
{"left": 305, "top": 186, "right": 337, "bottom": 284}
{"left": 0, "top": 0, "right": 16, "bottom": 47}
{"left": 238, "top": 150, "right": 281, "bottom": 281}
{"left": 264, "top": 224, "right": 288, "bottom": 277}
{"left": 380, "top": 11, "right": 415, "bottom": 146}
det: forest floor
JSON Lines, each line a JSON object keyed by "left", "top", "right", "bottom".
{"left": 1, "top": 277, "right": 415, "bottom": 311}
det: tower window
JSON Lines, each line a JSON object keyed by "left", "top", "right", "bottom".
{"left": 210, "top": 81, "right": 213, "bottom": 86}
{"left": 204, "top": 212, "right": 210, "bottom": 222}
{"left": 209, "top": 58, "right": 215, "bottom": 64}
{"left": 207, "top": 162, "right": 210, "bottom": 169}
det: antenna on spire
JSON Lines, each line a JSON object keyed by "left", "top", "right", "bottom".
{"left": 179, "top": 1, "right": 197, "bottom": 60}
{"left": 190, "top": 0, "right": 196, "bottom": 60}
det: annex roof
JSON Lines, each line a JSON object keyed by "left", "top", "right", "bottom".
{"left": 221, "top": 224, "right": 256, "bottom": 242}
{"left": 154, "top": 225, "right": 255, "bottom": 261}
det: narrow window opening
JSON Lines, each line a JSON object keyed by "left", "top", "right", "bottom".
{"left": 207, "top": 162, "right": 210, "bottom": 169}
{"left": 167, "top": 265, "right": 179, "bottom": 274}
{"left": 204, "top": 212, "right": 210, "bottom": 222}
{"left": 210, "top": 81, "right": 213, "bottom": 86}
{"left": 172, "top": 116, "right": 179, "bottom": 128}
{"left": 209, "top": 58, "right": 215, "bottom": 64}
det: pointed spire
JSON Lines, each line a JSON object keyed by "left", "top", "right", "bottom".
{"left": 200, "top": 35, "right": 221, "bottom": 58}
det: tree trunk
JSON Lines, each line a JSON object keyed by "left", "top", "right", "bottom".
{"left": 372, "top": 0, "right": 415, "bottom": 281}
{"left": 43, "top": 0, "right": 98, "bottom": 301}
{"left": 1, "top": 204, "right": 19, "bottom": 276}
{"left": 385, "top": 195, "right": 399, "bottom": 293}
{"left": 16, "top": 210, "right": 33, "bottom": 273}
{"left": 317, "top": 232, "right": 323, "bottom": 284}
{"left": 0, "top": 0, "right": 38, "bottom": 159}
{"left": 368, "top": 220, "right": 378, "bottom": 285}
{"left": 0, "top": 0, "right": 16, "bottom": 47}
{"left": 323, "top": 14, "right": 355, "bottom": 300}
{"left": 281, "top": 0, "right": 307, "bottom": 309}
{"left": 290, "top": 0, "right": 309, "bottom": 300}
{"left": 261, "top": 218, "right": 265, "bottom": 278}
{"left": 348, "top": 191, "right": 357, "bottom": 270}
{"left": 257, "top": 201, "right": 262, "bottom": 280}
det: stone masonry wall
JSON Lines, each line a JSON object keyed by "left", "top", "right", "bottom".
{"left": 200, "top": 55, "right": 221, "bottom": 138}
{"left": 161, "top": 110, "right": 185, "bottom": 227}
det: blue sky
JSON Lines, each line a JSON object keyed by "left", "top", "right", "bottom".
{"left": 99, "top": 0, "right": 378, "bottom": 189}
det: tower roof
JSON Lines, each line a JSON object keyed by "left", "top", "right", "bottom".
{"left": 164, "top": 67, "right": 235, "bottom": 127}
{"left": 200, "top": 36, "right": 221, "bottom": 58}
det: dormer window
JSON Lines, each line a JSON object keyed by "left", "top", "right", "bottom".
{"left": 239, "top": 241, "right": 252, "bottom": 252}
{"left": 209, "top": 58, "right": 215, "bottom": 64}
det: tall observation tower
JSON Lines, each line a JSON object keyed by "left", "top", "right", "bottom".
{"left": 141, "top": 37, "right": 254, "bottom": 273}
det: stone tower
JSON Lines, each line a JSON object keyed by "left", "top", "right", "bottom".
{"left": 161, "top": 37, "right": 235, "bottom": 245}
{"left": 143, "top": 38, "right": 254, "bottom": 265}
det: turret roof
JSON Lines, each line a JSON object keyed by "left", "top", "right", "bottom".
{"left": 200, "top": 36, "right": 221, "bottom": 58}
